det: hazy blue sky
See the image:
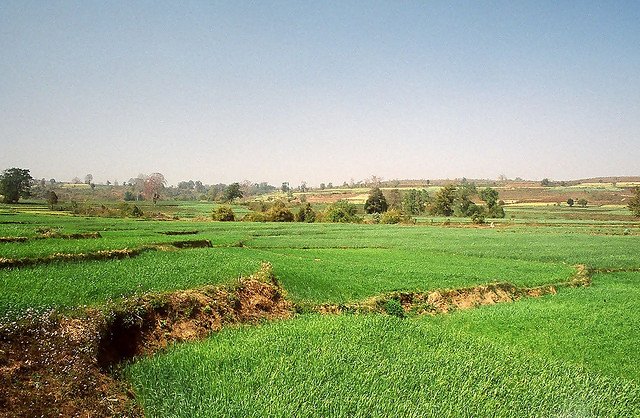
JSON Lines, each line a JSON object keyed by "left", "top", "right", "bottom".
{"left": 1, "top": 1, "right": 639, "bottom": 186}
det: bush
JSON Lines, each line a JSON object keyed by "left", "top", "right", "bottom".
{"left": 242, "top": 212, "right": 266, "bottom": 222}
{"left": 296, "top": 203, "right": 316, "bottom": 223}
{"left": 384, "top": 299, "right": 405, "bottom": 318}
{"left": 380, "top": 209, "right": 404, "bottom": 224}
{"left": 212, "top": 205, "right": 235, "bottom": 221}
{"left": 323, "top": 200, "right": 360, "bottom": 223}
{"left": 266, "top": 201, "right": 294, "bottom": 222}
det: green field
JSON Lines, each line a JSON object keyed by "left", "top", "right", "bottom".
{"left": 1, "top": 203, "right": 639, "bottom": 416}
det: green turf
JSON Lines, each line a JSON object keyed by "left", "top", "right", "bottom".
{"left": 125, "top": 313, "right": 640, "bottom": 418}
{"left": 433, "top": 271, "right": 640, "bottom": 381}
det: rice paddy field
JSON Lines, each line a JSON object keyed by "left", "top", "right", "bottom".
{"left": 1, "top": 201, "right": 639, "bottom": 417}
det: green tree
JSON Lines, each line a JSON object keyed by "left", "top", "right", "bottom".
{"left": 430, "top": 184, "right": 457, "bottom": 216}
{"left": 577, "top": 198, "right": 588, "bottom": 208}
{"left": 364, "top": 187, "right": 388, "bottom": 214}
{"left": 480, "top": 187, "right": 505, "bottom": 218}
{"left": 324, "top": 200, "right": 359, "bottom": 223}
{"left": 454, "top": 184, "right": 479, "bottom": 217}
{"left": 567, "top": 198, "right": 574, "bottom": 207}
{"left": 296, "top": 203, "right": 316, "bottom": 223}
{"left": 479, "top": 187, "right": 499, "bottom": 207}
{"left": 0, "top": 168, "right": 33, "bottom": 203}
{"left": 628, "top": 188, "right": 640, "bottom": 217}
{"left": 46, "top": 190, "right": 58, "bottom": 208}
{"left": 223, "top": 183, "right": 243, "bottom": 202}
{"left": 402, "top": 189, "right": 429, "bottom": 215}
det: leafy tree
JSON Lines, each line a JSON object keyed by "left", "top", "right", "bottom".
{"left": 123, "top": 191, "right": 136, "bottom": 201}
{"left": 223, "top": 182, "right": 243, "bottom": 202}
{"left": 84, "top": 174, "right": 93, "bottom": 184}
{"left": 567, "top": 198, "right": 574, "bottom": 207}
{"left": 480, "top": 187, "right": 499, "bottom": 207}
{"left": 541, "top": 178, "right": 551, "bottom": 187}
{"left": 0, "top": 168, "right": 33, "bottom": 203}
{"left": 46, "top": 190, "right": 58, "bottom": 208}
{"left": 402, "top": 189, "right": 429, "bottom": 215}
{"left": 212, "top": 205, "right": 235, "bottom": 221}
{"left": 628, "top": 188, "right": 640, "bottom": 217}
{"left": 480, "top": 187, "right": 505, "bottom": 218}
{"left": 296, "top": 203, "right": 316, "bottom": 223}
{"left": 451, "top": 182, "right": 481, "bottom": 217}
{"left": 577, "top": 198, "right": 588, "bottom": 208}
{"left": 364, "top": 187, "right": 388, "bottom": 214}
{"left": 430, "top": 184, "right": 457, "bottom": 216}
{"left": 324, "top": 200, "right": 359, "bottom": 223}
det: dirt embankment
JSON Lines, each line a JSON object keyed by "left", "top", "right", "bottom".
{"left": 0, "top": 263, "right": 292, "bottom": 418}
{"left": 318, "top": 265, "right": 591, "bottom": 316}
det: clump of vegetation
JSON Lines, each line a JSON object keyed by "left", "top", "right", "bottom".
{"left": 242, "top": 212, "right": 266, "bottom": 222}
{"left": 402, "top": 189, "right": 429, "bottom": 215}
{"left": 364, "top": 187, "right": 388, "bottom": 214}
{"left": 212, "top": 205, "right": 235, "bottom": 221}
{"left": 266, "top": 201, "right": 294, "bottom": 222}
{"left": 567, "top": 198, "right": 574, "bottom": 207}
{"left": 577, "top": 198, "right": 588, "bottom": 208}
{"left": 383, "top": 299, "right": 405, "bottom": 318}
{"left": 323, "top": 200, "right": 360, "bottom": 223}
{"left": 46, "top": 190, "right": 58, "bottom": 208}
{"left": 0, "top": 167, "right": 33, "bottom": 203}
{"left": 380, "top": 209, "right": 406, "bottom": 224}
{"left": 628, "top": 188, "right": 640, "bottom": 217}
{"left": 296, "top": 203, "right": 316, "bottom": 223}
{"left": 430, "top": 184, "right": 457, "bottom": 216}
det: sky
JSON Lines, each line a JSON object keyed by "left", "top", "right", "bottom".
{"left": 1, "top": 1, "right": 639, "bottom": 187}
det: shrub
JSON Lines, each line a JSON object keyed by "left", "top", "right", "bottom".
{"left": 577, "top": 198, "right": 588, "bottom": 208}
{"left": 266, "top": 201, "right": 294, "bottom": 222}
{"left": 212, "top": 206, "right": 235, "bottom": 221}
{"left": 242, "top": 212, "right": 266, "bottom": 222}
{"left": 324, "top": 200, "right": 360, "bottom": 223}
{"left": 46, "top": 190, "right": 58, "bottom": 207}
{"left": 384, "top": 299, "right": 405, "bottom": 318}
{"left": 380, "top": 209, "right": 404, "bottom": 224}
{"left": 296, "top": 203, "right": 316, "bottom": 223}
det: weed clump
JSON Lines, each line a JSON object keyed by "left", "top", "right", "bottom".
{"left": 383, "top": 299, "right": 405, "bottom": 318}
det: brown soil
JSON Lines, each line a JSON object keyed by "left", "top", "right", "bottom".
{"left": 0, "top": 236, "right": 28, "bottom": 243}
{"left": 0, "top": 263, "right": 292, "bottom": 418}
{"left": 317, "top": 265, "right": 591, "bottom": 316}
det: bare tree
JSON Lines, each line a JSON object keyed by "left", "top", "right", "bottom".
{"left": 144, "top": 173, "right": 166, "bottom": 204}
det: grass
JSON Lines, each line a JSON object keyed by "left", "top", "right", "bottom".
{"left": 1, "top": 214, "right": 638, "bottom": 315}
{"left": 435, "top": 271, "right": 640, "bottom": 381}
{"left": 126, "top": 313, "right": 640, "bottom": 418}
{"left": 0, "top": 248, "right": 262, "bottom": 317}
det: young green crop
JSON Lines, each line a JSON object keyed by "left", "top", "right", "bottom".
{"left": 126, "top": 313, "right": 640, "bottom": 418}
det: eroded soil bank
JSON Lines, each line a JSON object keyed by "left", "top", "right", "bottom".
{"left": 317, "top": 265, "right": 591, "bottom": 316}
{"left": 0, "top": 263, "right": 291, "bottom": 417}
